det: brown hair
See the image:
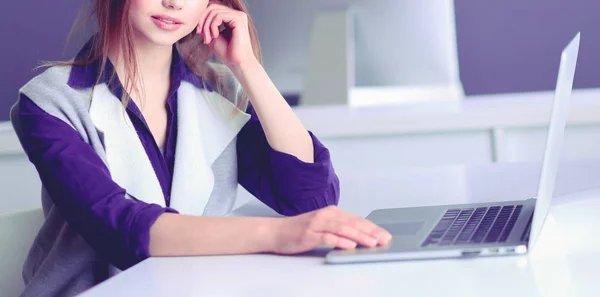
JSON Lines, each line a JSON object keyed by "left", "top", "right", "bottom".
{"left": 49, "top": 0, "right": 262, "bottom": 110}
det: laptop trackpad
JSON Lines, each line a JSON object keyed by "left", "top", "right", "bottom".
{"left": 379, "top": 222, "right": 424, "bottom": 236}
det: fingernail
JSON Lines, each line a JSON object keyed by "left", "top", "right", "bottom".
{"left": 368, "top": 237, "right": 378, "bottom": 247}
{"left": 379, "top": 233, "right": 392, "bottom": 243}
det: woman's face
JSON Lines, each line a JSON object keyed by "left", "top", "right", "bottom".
{"left": 129, "top": 0, "right": 209, "bottom": 46}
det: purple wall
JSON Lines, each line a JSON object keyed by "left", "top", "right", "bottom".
{"left": 2, "top": 1, "right": 599, "bottom": 121}
{"left": 455, "top": 0, "right": 600, "bottom": 95}
{"left": 0, "top": 1, "right": 87, "bottom": 122}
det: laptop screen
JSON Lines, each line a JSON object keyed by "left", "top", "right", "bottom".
{"left": 529, "top": 33, "right": 580, "bottom": 248}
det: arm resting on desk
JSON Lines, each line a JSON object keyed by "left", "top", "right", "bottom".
{"left": 149, "top": 206, "right": 392, "bottom": 256}
{"left": 149, "top": 214, "right": 276, "bottom": 256}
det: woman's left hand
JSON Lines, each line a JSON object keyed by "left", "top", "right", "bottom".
{"left": 197, "top": 1, "right": 256, "bottom": 67}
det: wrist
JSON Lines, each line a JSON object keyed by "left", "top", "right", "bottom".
{"left": 257, "top": 217, "right": 282, "bottom": 253}
{"left": 229, "top": 57, "right": 261, "bottom": 77}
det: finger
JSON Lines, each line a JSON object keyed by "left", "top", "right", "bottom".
{"left": 330, "top": 208, "right": 392, "bottom": 245}
{"left": 321, "top": 233, "right": 357, "bottom": 250}
{"left": 202, "top": 9, "right": 218, "bottom": 44}
{"left": 201, "top": 6, "right": 227, "bottom": 43}
{"left": 207, "top": 0, "right": 226, "bottom": 8}
{"left": 198, "top": 5, "right": 213, "bottom": 38}
{"left": 211, "top": 14, "right": 222, "bottom": 40}
{"left": 321, "top": 221, "right": 379, "bottom": 248}
{"left": 351, "top": 218, "right": 392, "bottom": 245}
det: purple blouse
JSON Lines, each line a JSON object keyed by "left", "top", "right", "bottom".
{"left": 15, "top": 43, "right": 339, "bottom": 270}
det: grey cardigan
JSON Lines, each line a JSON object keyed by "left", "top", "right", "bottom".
{"left": 11, "top": 63, "right": 250, "bottom": 297}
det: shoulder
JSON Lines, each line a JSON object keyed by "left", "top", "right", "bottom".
{"left": 21, "top": 65, "right": 71, "bottom": 94}
{"left": 14, "top": 64, "right": 93, "bottom": 132}
{"left": 18, "top": 64, "right": 92, "bottom": 114}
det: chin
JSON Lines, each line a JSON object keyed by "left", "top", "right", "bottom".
{"left": 136, "top": 26, "right": 193, "bottom": 47}
{"left": 149, "top": 32, "right": 189, "bottom": 46}
{"left": 148, "top": 35, "right": 182, "bottom": 46}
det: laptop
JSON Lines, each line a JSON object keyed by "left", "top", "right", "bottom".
{"left": 326, "top": 32, "right": 581, "bottom": 264}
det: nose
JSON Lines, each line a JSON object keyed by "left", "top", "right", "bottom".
{"left": 162, "top": 0, "right": 183, "bottom": 10}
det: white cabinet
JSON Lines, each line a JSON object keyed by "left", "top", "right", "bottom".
{"left": 3, "top": 89, "right": 600, "bottom": 213}
{"left": 503, "top": 125, "right": 600, "bottom": 163}
{"left": 322, "top": 131, "right": 492, "bottom": 171}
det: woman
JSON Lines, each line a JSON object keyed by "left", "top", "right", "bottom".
{"left": 11, "top": 1, "right": 392, "bottom": 296}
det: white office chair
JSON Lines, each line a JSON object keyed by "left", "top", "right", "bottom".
{"left": 0, "top": 208, "right": 44, "bottom": 297}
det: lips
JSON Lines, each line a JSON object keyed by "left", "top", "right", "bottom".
{"left": 151, "top": 15, "right": 183, "bottom": 31}
{"left": 152, "top": 15, "right": 182, "bottom": 24}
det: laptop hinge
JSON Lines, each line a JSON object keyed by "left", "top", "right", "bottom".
{"left": 520, "top": 211, "right": 534, "bottom": 243}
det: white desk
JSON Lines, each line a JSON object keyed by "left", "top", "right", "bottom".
{"left": 79, "top": 159, "right": 600, "bottom": 297}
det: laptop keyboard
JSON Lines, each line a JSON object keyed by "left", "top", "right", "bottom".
{"left": 422, "top": 205, "right": 523, "bottom": 247}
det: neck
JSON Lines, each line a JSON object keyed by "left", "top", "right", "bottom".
{"left": 109, "top": 36, "right": 173, "bottom": 103}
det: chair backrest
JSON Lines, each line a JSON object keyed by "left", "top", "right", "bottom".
{"left": 301, "top": 0, "right": 464, "bottom": 107}
{"left": 0, "top": 208, "right": 44, "bottom": 297}
{"left": 352, "top": 0, "right": 461, "bottom": 88}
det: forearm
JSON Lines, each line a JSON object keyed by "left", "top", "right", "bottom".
{"left": 231, "top": 59, "right": 314, "bottom": 163}
{"left": 148, "top": 213, "right": 279, "bottom": 256}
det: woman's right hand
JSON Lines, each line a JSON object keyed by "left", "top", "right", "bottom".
{"left": 270, "top": 206, "right": 392, "bottom": 254}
